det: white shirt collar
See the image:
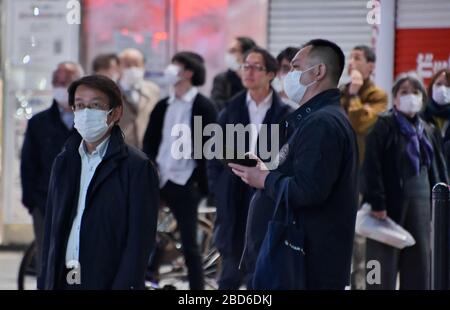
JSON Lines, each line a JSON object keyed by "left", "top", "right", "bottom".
{"left": 78, "top": 135, "right": 111, "bottom": 159}
{"left": 246, "top": 90, "right": 273, "bottom": 110}
{"left": 168, "top": 87, "right": 198, "bottom": 105}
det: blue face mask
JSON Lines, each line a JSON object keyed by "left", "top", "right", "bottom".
{"left": 283, "top": 65, "right": 318, "bottom": 103}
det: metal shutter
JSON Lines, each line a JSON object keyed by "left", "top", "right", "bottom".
{"left": 395, "top": 0, "right": 450, "bottom": 82}
{"left": 268, "top": 0, "right": 373, "bottom": 61}
{"left": 397, "top": 0, "right": 450, "bottom": 29}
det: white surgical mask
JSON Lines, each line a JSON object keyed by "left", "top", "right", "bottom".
{"left": 119, "top": 67, "right": 145, "bottom": 91}
{"left": 164, "top": 64, "right": 181, "bottom": 86}
{"left": 432, "top": 84, "right": 450, "bottom": 105}
{"left": 53, "top": 87, "right": 69, "bottom": 107}
{"left": 225, "top": 53, "right": 240, "bottom": 71}
{"left": 283, "top": 65, "right": 317, "bottom": 103}
{"left": 398, "top": 94, "right": 423, "bottom": 114}
{"left": 271, "top": 75, "right": 285, "bottom": 93}
{"left": 74, "top": 108, "right": 113, "bottom": 143}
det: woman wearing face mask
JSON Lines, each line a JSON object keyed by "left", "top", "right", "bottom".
{"left": 362, "top": 75, "right": 448, "bottom": 290}
{"left": 422, "top": 70, "right": 450, "bottom": 171}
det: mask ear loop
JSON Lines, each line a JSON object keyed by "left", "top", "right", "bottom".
{"left": 106, "top": 108, "right": 116, "bottom": 127}
{"left": 300, "top": 64, "right": 320, "bottom": 87}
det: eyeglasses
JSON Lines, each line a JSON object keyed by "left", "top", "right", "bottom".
{"left": 73, "top": 102, "right": 110, "bottom": 111}
{"left": 240, "top": 63, "right": 267, "bottom": 72}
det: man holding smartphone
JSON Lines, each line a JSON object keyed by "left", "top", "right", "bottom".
{"left": 207, "top": 47, "right": 292, "bottom": 290}
{"left": 230, "top": 40, "right": 359, "bottom": 290}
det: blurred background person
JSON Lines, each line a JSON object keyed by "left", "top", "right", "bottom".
{"left": 92, "top": 53, "right": 121, "bottom": 83}
{"left": 118, "top": 48, "right": 160, "bottom": 149}
{"left": 210, "top": 36, "right": 257, "bottom": 111}
{"left": 272, "top": 46, "right": 300, "bottom": 109}
{"left": 341, "top": 45, "right": 388, "bottom": 166}
{"left": 340, "top": 44, "right": 388, "bottom": 290}
{"left": 422, "top": 69, "right": 450, "bottom": 173}
{"left": 363, "top": 75, "right": 448, "bottom": 290}
{"left": 207, "top": 47, "right": 291, "bottom": 290}
{"left": 20, "top": 61, "right": 83, "bottom": 280}
{"left": 143, "top": 51, "right": 217, "bottom": 290}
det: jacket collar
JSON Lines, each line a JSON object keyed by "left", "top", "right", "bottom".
{"left": 49, "top": 100, "right": 74, "bottom": 132}
{"left": 284, "top": 88, "right": 341, "bottom": 128}
{"left": 233, "top": 88, "right": 285, "bottom": 125}
{"left": 63, "top": 125, "right": 128, "bottom": 162}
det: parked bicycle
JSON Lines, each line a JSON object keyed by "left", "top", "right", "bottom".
{"left": 146, "top": 199, "right": 221, "bottom": 290}
{"left": 17, "top": 240, "right": 37, "bottom": 290}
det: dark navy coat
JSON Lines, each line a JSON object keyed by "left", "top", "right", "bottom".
{"left": 38, "top": 126, "right": 159, "bottom": 290}
{"left": 21, "top": 101, "right": 74, "bottom": 214}
{"left": 245, "top": 89, "right": 359, "bottom": 289}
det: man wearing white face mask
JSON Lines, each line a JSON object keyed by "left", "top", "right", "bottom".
{"left": 118, "top": 48, "right": 160, "bottom": 149}
{"left": 143, "top": 51, "right": 217, "bottom": 290}
{"left": 39, "top": 75, "right": 159, "bottom": 290}
{"left": 272, "top": 46, "right": 300, "bottom": 109}
{"left": 21, "top": 61, "right": 83, "bottom": 280}
{"left": 211, "top": 36, "right": 256, "bottom": 111}
{"left": 229, "top": 39, "right": 359, "bottom": 289}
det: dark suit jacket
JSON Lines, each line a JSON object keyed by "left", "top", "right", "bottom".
{"left": 207, "top": 90, "right": 292, "bottom": 256}
{"left": 38, "top": 126, "right": 159, "bottom": 290}
{"left": 142, "top": 92, "right": 218, "bottom": 196}
{"left": 210, "top": 70, "right": 245, "bottom": 111}
{"left": 21, "top": 101, "right": 74, "bottom": 214}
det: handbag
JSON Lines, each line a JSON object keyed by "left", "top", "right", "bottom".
{"left": 252, "top": 177, "right": 307, "bottom": 290}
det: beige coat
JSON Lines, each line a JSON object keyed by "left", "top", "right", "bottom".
{"left": 119, "top": 80, "right": 160, "bottom": 149}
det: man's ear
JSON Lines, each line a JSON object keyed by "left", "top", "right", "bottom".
{"left": 316, "top": 63, "right": 327, "bottom": 81}
{"left": 267, "top": 71, "right": 276, "bottom": 82}
{"left": 112, "top": 105, "right": 123, "bottom": 124}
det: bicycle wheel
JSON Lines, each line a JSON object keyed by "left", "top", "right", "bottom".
{"left": 18, "top": 241, "right": 37, "bottom": 290}
{"left": 197, "top": 217, "right": 221, "bottom": 289}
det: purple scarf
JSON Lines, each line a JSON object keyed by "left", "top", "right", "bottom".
{"left": 393, "top": 109, "right": 434, "bottom": 175}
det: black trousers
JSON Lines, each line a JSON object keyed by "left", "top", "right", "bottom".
{"left": 218, "top": 254, "right": 246, "bottom": 290}
{"left": 366, "top": 168, "right": 431, "bottom": 290}
{"left": 161, "top": 179, "right": 204, "bottom": 290}
{"left": 217, "top": 187, "right": 253, "bottom": 290}
{"left": 32, "top": 207, "right": 45, "bottom": 279}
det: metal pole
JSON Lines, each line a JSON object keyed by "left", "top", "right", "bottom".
{"left": 431, "top": 183, "right": 450, "bottom": 290}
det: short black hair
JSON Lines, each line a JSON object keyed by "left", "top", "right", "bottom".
{"left": 92, "top": 53, "right": 120, "bottom": 72}
{"left": 276, "top": 47, "right": 300, "bottom": 64}
{"left": 172, "top": 51, "right": 206, "bottom": 86}
{"left": 244, "top": 47, "right": 279, "bottom": 77}
{"left": 353, "top": 45, "right": 376, "bottom": 63}
{"left": 236, "top": 36, "right": 257, "bottom": 54}
{"left": 302, "top": 39, "right": 345, "bottom": 85}
{"left": 392, "top": 74, "right": 427, "bottom": 103}
{"left": 68, "top": 75, "right": 123, "bottom": 109}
